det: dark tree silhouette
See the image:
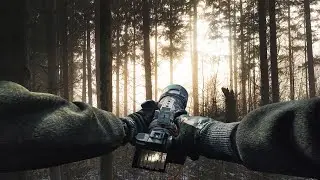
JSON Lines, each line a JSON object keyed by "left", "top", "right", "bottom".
{"left": 258, "top": 0, "right": 269, "bottom": 105}
{"left": 269, "top": 0, "right": 279, "bottom": 103}
{"left": 304, "top": 0, "right": 316, "bottom": 98}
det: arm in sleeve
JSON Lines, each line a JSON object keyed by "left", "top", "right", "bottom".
{"left": 0, "top": 81, "right": 126, "bottom": 172}
{"left": 198, "top": 97, "right": 320, "bottom": 178}
{"left": 233, "top": 97, "right": 320, "bottom": 178}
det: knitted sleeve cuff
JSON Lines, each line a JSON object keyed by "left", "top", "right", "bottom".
{"left": 198, "top": 121, "right": 241, "bottom": 163}
{"left": 119, "top": 117, "right": 136, "bottom": 145}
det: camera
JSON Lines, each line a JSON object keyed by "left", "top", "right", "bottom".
{"left": 132, "top": 84, "right": 188, "bottom": 172}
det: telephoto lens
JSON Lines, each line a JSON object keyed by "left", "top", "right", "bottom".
{"left": 132, "top": 84, "right": 188, "bottom": 172}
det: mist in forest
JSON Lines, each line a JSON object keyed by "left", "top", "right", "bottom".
{"left": 1, "top": 0, "right": 320, "bottom": 179}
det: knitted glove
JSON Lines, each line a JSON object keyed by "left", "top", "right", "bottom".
{"left": 120, "top": 100, "right": 158, "bottom": 144}
{"left": 172, "top": 114, "right": 241, "bottom": 162}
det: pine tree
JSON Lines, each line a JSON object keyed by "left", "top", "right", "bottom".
{"left": 269, "top": 0, "right": 279, "bottom": 102}
{"left": 154, "top": 0, "right": 159, "bottom": 100}
{"left": 87, "top": 16, "right": 93, "bottom": 105}
{"left": 143, "top": 0, "right": 153, "bottom": 99}
{"left": 61, "top": 0, "right": 69, "bottom": 101}
{"left": 47, "top": 0, "right": 58, "bottom": 95}
{"left": 123, "top": 12, "right": 129, "bottom": 116}
{"left": 304, "top": 0, "right": 316, "bottom": 98}
{"left": 82, "top": 28, "right": 87, "bottom": 102}
{"left": 162, "top": 0, "right": 187, "bottom": 84}
{"left": 0, "top": 1, "right": 28, "bottom": 179}
{"left": 228, "top": 0, "right": 233, "bottom": 90}
{"left": 239, "top": 0, "right": 247, "bottom": 114}
{"left": 288, "top": 0, "right": 294, "bottom": 100}
{"left": 258, "top": 0, "right": 269, "bottom": 105}
{"left": 192, "top": 0, "right": 199, "bottom": 115}
{"left": 116, "top": 21, "right": 120, "bottom": 116}
{"left": 132, "top": 1, "right": 137, "bottom": 112}
{"left": 96, "top": 0, "right": 113, "bottom": 179}
{"left": 46, "top": 0, "right": 63, "bottom": 179}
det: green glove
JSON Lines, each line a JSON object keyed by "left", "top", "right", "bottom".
{"left": 172, "top": 114, "right": 241, "bottom": 162}
{"left": 120, "top": 100, "right": 159, "bottom": 144}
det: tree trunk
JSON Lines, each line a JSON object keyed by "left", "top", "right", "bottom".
{"left": 133, "top": 14, "right": 137, "bottom": 112}
{"left": 248, "top": 40, "right": 252, "bottom": 111}
{"left": 304, "top": 0, "right": 316, "bottom": 98}
{"left": 202, "top": 57, "right": 205, "bottom": 115}
{"left": 62, "top": 0, "right": 69, "bottom": 101}
{"left": 68, "top": 48, "right": 74, "bottom": 101}
{"left": 123, "top": 24, "right": 128, "bottom": 116}
{"left": 98, "top": 0, "right": 113, "bottom": 179}
{"left": 258, "top": 0, "right": 269, "bottom": 105}
{"left": 252, "top": 28, "right": 257, "bottom": 109}
{"left": 253, "top": 58, "right": 256, "bottom": 109}
{"left": 0, "top": 1, "right": 28, "bottom": 179}
{"left": 47, "top": 0, "right": 63, "bottom": 179}
{"left": 233, "top": 0, "right": 238, "bottom": 99}
{"left": 304, "top": 21, "right": 309, "bottom": 98}
{"left": 222, "top": 88, "right": 237, "bottom": 123}
{"left": 269, "top": 0, "right": 279, "bottom": 103}
{"left": 240, "top": 0, "right": 247, "bottom": 114}
{"left": 288, "top": 2, "right": 294, "bottom": 100}
{"left": 192, "top": 0, "right": 199, "bottom": 116}
{"left": 116, "top": 27, "right": 120, "bottom": 116}
{"left": 170, "top": 37, "right": 173, "bottom": 84}
{"left": 154, "top": 3, "right": 158, "bottom": 100}
{"left": 142, "top": 0, "right": 152, "bottom": 99}
{"left": 189, "top": 11, "right": 193, "bottom": 86}
{"left": 169, "top": 3, "right": 174, "bottom": 84}
{"left": 82, "top": 30, "right": 87, "bottom": 102}
{"left": 47, "top": 0, "right": 58, "bottom": 95}
{"left": 95, "top": 0, "right": 101, "bottom": 108}
{"left": 86, "top": 15, "right": 93, "bottom": 166}
{"left": 228, "top": 0, "right": 233, "bottom": 90}
{"left": 87, "top": 18, "right": 93, "bottom": 105}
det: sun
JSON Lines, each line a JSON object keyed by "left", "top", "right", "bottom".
{"left": 155, "top": 19, "right": 231, "bottom": 96}
{"left": 121, "top": 14, "right": 231, "bottom": 115}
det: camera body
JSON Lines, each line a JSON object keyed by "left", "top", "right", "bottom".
{"left": 132, "top": 85, "right": 188, "bottom": 172}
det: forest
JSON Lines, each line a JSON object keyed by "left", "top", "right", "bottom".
{"left": 1, "top": 0, "right": 320, "bottom": 179}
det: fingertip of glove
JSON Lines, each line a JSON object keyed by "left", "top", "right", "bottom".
{"left": 141, "top": 100, "right": 159, "bottom": 109}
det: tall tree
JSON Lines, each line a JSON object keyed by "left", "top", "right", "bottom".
{"left": 61, "top": 0, "right": 69, "bottom": 101}
{"left": 192, "top": 0, "right": 199, "bottom": 115}
{"left": 233, "top": 0, "right": 238, "bottom": 98}
{"left": 143, "top": 0, "right": 153, "bottom": 99}
{"left": 154, "top": 0, "right": 158, "bottom": 100}
{"left": 304, "top": 0, "right": 316, "bottom": 98}
{"left": 0, "top": 1, "right": 28, "bottom": 179}
{"left": 87, "top": 16, "right": 93, "bottom": 105}
{"left": 115, "top": 25, "right": 120, "bottom": 117}
{"left": 95, "top": 0, "right": 101, "bottom": 108}
{"left": 239, "top": 0, "right": 247, "bottom": 114}
{"left": 288, "top": 1, "right": 294, "bottom": 100}
{"left": 132, "top": 2, "right": 137, "bottom": 112}
{"left": 47, "top": 0, "right": 58, "bottom": 95}
{"left": 46, "top": 0, "right": 62, "bottom": 179}
{"left": 82, "top": 30, "right": 87, "bottom": 102}
{"left": 258, "top": 0, "right": 269, "bottom": 105}
{"left": 162, "top": 0, "right": 186, "bottom": 84}
{"left": 169, "top": 3, "right": 174, "bottom": 84}
{"left": 123, "top": 15, "right": 129, "bottom": 116}
{"left": 269, "top": 0, "right": 279, "bottom": 103}
{"left": 228, "top": 0, "right": 233, "bottom": 90}
{"left": 97, "top": 0, "right": 113, "bottom": 179}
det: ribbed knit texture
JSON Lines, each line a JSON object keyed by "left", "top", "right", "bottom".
{"left": 0, "top": 81, "right": 126, "bottom": 172}
{"left": 199, "top": 121, "right": 239, "bottom": 162}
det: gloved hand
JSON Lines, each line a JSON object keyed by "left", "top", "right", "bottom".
{"left": 172, "top": 114, "right": 241, "bottom": 162}
{"left": 120, "top": 100, "right": 159, "bottom": 144}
